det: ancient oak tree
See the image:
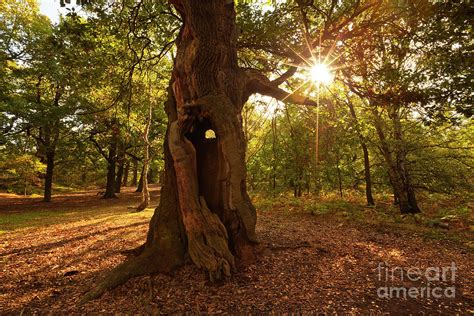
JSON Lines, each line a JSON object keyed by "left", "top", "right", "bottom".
{"left": 82, "top": 0, "right": 316, "bottom": 301}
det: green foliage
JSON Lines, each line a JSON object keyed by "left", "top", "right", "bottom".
{"left": 0, "top": 0, "right": 472, "bottom": 207}
{"left": 1, "top": 0, "right": 173, "bottom": 196}
{"left": 0, "top": 153, "right": 46, "bottom": 194}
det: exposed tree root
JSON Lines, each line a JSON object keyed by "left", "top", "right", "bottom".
{"left": 168, "top": 121, "right": 236, "bottom": 281}
{"left": 186, "top": 197, "right": 235, "bottom": 282}
{"left": 79, "top": 247, "right": 176, "bottom": 305}
{"left": 132, "top": 200, "right": 148, "bottom": 213}
{"left": 120, "top": 243, "right": 146, "bottom": 257}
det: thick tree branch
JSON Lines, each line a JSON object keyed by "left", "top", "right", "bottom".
{"left": 125, "top": 151, "right": 143, "bottom": 161}
{"left": 271, "top": 66, "right": 297, "bottom": 86}
{"left": 245, "top": 70, "right": 319, "bottom": 107}
{"left": 88, "top": 134, "right": 111, "bottom": 162}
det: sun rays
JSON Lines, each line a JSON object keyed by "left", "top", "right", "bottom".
{"left": 310, "top": 63, "right": 334, "bottom": 85}
{"left": 277, "top": 32, "right": 343, "bottom": 105}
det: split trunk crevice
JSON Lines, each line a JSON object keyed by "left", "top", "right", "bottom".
{"left": 82, "top": 0, "right": 258, "bottom": 302}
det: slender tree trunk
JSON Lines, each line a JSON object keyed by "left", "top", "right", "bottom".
{"left": 42, "top": 123, "right": 59, "bottom": 202}
{"left": 336, "top": 156, "right": 343, "bottom": 198}
{"left": 135, "top": 102, "right": 152, "bottom": 212}
{"left": 122, "top": 161, "right": 130, "bottom": 186}
{"left": 43, "top": 150, "right": 55, "bottom": 202}
{"left": 147, "top": 166, "right": 154, "bottom": 184}
{"left": 361, "top": 144, "right": 375, "bottom": 205}
{"left": 271, "top": 115, "right": 277, "bottom": 191}
{"left": 135, "top": 165, "right": 144, "bottom": 192}
{"left": 104, "top": 159, "right": 116, "bottom": 198}
{"left": 346, "top": 100, "right": 374, "bottom": 206}
{"left": 115, "top": 158, "right": 124, "bottom": 193}
{"left": 103, "top": 130, "right": 118, "bottom": 199}
{"left": 34, "top": 77, "right": 59, "bottom": 203}
{"left": 132, "top": 159, "right": 138, "bottom": 186}
{"left": 388, "top": 174, "right": 399, "bottom": 205}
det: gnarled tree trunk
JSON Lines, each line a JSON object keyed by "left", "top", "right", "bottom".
{"left": 82, "top": 0, "right": 318, "bottom": 302}
{"left": 164, "top": 0, "right": 258, "bottom": 277}
{"left": 82, "top": 0, "right": 257, "bottom": 301}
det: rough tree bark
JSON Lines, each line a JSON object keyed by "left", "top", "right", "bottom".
{"left": 82, "top": 0, "right": 317, "bottom": 302}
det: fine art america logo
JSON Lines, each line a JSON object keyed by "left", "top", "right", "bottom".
{"left": 377, "top": 262, "right": 457, "bottom": 299}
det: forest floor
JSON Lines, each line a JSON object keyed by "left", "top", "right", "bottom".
{"left": 0, "top": 187, "right": 473, "bottom": 314}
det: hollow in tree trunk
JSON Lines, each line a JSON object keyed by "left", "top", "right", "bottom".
{"left": 82, "top": 2, "right": 256, "bottom": 302}
{"left": 82, "top": 0, "right": 319, "bottom": 302}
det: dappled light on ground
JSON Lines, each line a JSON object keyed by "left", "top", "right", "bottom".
{"left": 0, "top": 189, "right": 472, "bottom": 313}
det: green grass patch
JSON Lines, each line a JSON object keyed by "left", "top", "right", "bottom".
{"left": 0, "top": 210, "right": 68, "bottom": 231}
{"left": 0, "top": 206, "right": 154, "bottom": 232}
{"left": 251, "top": 190, "right": 473, "bottom": 251}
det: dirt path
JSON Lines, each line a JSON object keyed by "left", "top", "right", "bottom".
{"left": 0, "top": 191, "right": 472, "bottom": 314}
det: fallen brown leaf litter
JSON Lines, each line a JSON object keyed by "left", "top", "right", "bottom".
{"left": 0, "top": 190, "right": 472, "bottom": 314}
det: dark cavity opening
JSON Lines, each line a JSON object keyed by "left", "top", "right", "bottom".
{"left": 185, "top": 118, "right": 223, "bottom": 219}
